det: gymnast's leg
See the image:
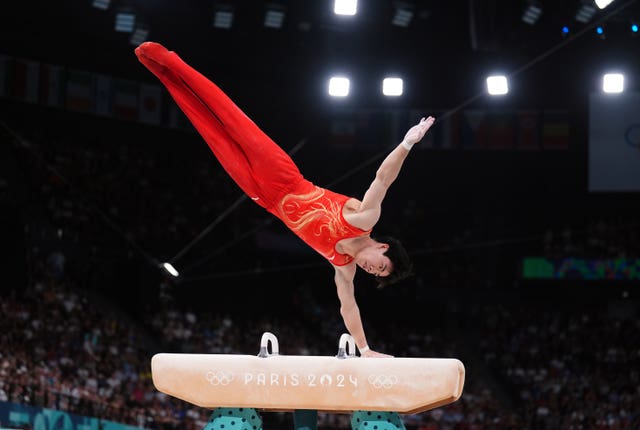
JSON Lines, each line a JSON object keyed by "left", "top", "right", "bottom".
{"left": 134, "top": 42, "right": 303, "bottom": 208}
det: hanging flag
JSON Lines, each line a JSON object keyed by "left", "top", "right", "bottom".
{"left": 168, "top": 102, "right": 193, "bottom": 131}
{"left": 0, "top": 55, "right": 8, "bottom": 98}
{"left": 65, "top": 68, "right": 93, "bottom": 112}
{"left": 428, "top": 110, "right": 459, "bottom": 150}
{"left": 364, "top": 109, "right": 396, "bottom": 146}
{"left": 138, "top": 83, "right": 162, "bottom": 125}
{"left": 542, "top": 110, "right": 570, "bottom": 150}
{"left": 485, "top": 111, "right": 515, "bottom": 150}
{"left": 329, "top": 109, "right": 358, "bottom": 147}
{"left": 113, "top": 78, "right": 139, "bottom": 121}
{"left": 92, "top": 74, "right": 113, "bottom": 117}
{"left": 9, "top": 58, "right": 40, "bottom": 103}
{"left": 39, "top": 63, "right": 65, "bottom": 108}
{"left": 355, "top": 109, "right": 391, "bottom": 147}
{"left": 461, "top": 110, "right": 487, "bottom": 149}
{"left": 516, "top": 110, "right": 540, "bottom": 150}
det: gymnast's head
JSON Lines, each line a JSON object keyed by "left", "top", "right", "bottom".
{"left": 355, "top": 235, "right": 414, "bottom": 289}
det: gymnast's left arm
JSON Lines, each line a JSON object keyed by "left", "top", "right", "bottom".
{"left": 334, "top": 265, "right": 393, "bottom": 358}
{"left": 356, "top": 116, "right": 435, "bottom": 227}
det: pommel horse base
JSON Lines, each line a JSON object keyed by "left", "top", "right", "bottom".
{"left": 151, "top": 333, "right": 465, "bottom": 430}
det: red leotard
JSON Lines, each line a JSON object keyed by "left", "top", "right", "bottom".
{"left": 274, "top": 180, "right": 370, "bottom": 265}
{"left": 135, "top": 42, "right": 369, "bottom": 265}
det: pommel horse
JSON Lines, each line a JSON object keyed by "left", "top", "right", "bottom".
{"left": 151, "top": 333, "right": 465, "bottom": 430}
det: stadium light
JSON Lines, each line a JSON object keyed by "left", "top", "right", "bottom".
{"left": 575, "top": 1, "right": 597, "bottom": 23}
{"left": 328, "top": 76, "right": 350, "bottom": 97}
{"left": 594, "top": 0, "right": 615, "bottom": 9}
{"left": 130, "top": 24, "right": 149, "bottom": 46}
{"left": 264, "top": 3, "right": 286, "bottom": 29}
{"left": 92, "top": 0, "right": 110, "bottom": 10}
{"left": 334, "top": 0, "right": 357, "bottom": 16}
{"left": 521, "top": 1, "right": 543, "bottom": 25}
{"left": 602, "top": 73, "right": 624, "bottom": 93}
{"left": 382, "top": 77, "right": 403, "bottom": 96}
{"left": 213, "top": 4, "right": 234, "bottom": 29}
{"left": 392, "top": 2, "right": 414, "bottom": 27}
{"left": 115, "top": 11, "right": 135, "bottom": 33}
{"left": 486, "top": 75, "right": 509, "bottom": 96}
{"left": 162, "top": 262, "right": 180, "bottom": 277}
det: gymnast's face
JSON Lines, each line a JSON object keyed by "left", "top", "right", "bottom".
{"left": 356, "top": 244, "right": 393, "bottom": 277}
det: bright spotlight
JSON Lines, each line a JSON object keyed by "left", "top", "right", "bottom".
{"left": 328, "top": 76, "right": 350, "bottom": 97}
{"left": 92, "top": 0, "right": 110, "bottom": 10}
{"left": 162, "top": 262, "right": 179, "bottom": 277}
{"left": 264, "top": 4, "right": 286, "bottom": 28}
{"left": 575, "top": 3, "right": 597, "bottom": 23}
{"left": 129, "top": 24, "right": 149, "bottom": 46}
{"left": 265, "top": 10, "right": 285, "bottom": 28}
{"left": 213, "top": 4, "right": 234, "bottom": 29}
{"left": 602, "top": 73, "right": 624, "bottom": 93}
{"left": 115, "top": 12, "right": 135, "bottom": 33}
{"left": 392, "top": 6, "right": 414, "bottom": 27}
{"left": 334, "top": 0, "right": 357, "bottom": 15}
{"left": 486, "top": 75, "right": 509, "bottom": 96}
{"left": 522, "top": 1, "right": 543, "bottom": 25}
{"left": 382, "top": 77, "right": 403, "bottom": 96}
{"left": 594, "top": 0, "right": 615, "bottom": 9}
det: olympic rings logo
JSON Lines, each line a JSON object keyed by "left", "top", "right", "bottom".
{"left": 367, "top": 374, "right": 398, "bottom": 389}
{"left": 205, "top": 370, "right": 234, "bottom": 386}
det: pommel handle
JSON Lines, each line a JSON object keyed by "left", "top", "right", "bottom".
{"left": 336, "top": 333, "right": 356, "bottom": 359}
{"left": 258, "top": 332, "right": 279, "bottom": 357}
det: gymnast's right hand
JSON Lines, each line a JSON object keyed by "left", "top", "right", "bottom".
{"left": 361, "top": 349, "right": 394, "bottom": 358}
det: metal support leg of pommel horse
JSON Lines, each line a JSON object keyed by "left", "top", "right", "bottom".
{"left": 205, "top": 408, "right": 264, "bottom": 430}
{"left": 205, "top": 408, "right": 405, "bottom": 430}
{"left": 293, "top": 410, "right": 318, "bottom": 430}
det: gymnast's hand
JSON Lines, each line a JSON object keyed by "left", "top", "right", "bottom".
{"left": 361, "top": 349, "right": 394, "bottom": 358}
{"left": 402, "top": 116, "right": 436, "bottom": 146}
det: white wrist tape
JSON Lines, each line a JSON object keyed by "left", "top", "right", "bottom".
{"left": 359, "top": 345, "right": 370, "bottom": 353}
{"left": 401, "top": 140, "right": 414, "bottom": 151}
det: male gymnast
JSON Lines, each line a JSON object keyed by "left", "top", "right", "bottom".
{"left": 135, "top": 42, "right": 435, "bottom": 357}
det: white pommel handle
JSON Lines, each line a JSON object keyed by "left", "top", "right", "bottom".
{"left": 336, "top": 333, "right": 356, "bottom": 359}
{"left": 258, "top": 332, "right": 279, "bottom": 357}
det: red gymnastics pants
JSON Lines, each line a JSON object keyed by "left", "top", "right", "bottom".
{"left": 134, "top": 42, "right": 307, "bottom": 213}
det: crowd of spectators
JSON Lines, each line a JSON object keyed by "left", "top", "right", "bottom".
{"left": 4, "top": 108, "right": 256, "bottom": 261}
{"left": 541, "top": 217, "right": 640, "bottom": 260}
{"left": 472, "top": 303, "right": 640, "bottom": 429}
{"left": 5, "top": 103, "right": 640, "bottom": 292}
{"left": 2, "top": 103, "right": 639, "bottom": 430}
{"left": 5, "top": 246, "right": 639, "bottom": 429}
{"left": 0, "top": 257, "right": 187, "bottom": 429}
{"left": 1, "top": 249, "right": 513, "bottom": 430}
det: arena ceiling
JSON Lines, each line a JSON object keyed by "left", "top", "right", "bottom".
{"left": 2, "top": 0, "right": 640, "bottom": 109}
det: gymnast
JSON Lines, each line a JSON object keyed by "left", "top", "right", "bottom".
{"left": 135, "top": 42, "right": 435, "bottom": 358}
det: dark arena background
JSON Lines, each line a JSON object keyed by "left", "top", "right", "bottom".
{"left": 1, "top": 0, "right": 640, "bottom": 429}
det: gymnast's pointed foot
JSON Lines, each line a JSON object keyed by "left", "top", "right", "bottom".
{"left": 134, "top": 41, "right": 174, "bottom": 68}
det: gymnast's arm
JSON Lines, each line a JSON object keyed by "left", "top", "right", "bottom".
{"left": 355, "top": 116, "right": 435, "bottom": 227}
{"left": 334, "top": 264, "right": 392, "bottom": 358}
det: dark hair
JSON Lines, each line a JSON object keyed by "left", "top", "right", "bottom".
{"left": 373, "top": 235, "right": 414, "bottom": 289}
